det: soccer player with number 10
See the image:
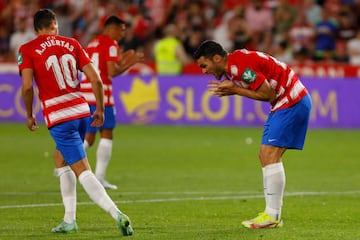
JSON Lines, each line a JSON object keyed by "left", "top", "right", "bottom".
{"left": 18, "top": 8, "right": 133, "bottom": 236}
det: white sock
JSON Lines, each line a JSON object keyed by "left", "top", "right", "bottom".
{"left": 55, "top": 166, "right": 76, "bottom": 224}
{"left": 83, "top": 140, "right": 90, "bottom": 150}
{"left": 78, "top": 170, "right": 119, "bottom": 220}
{"left": 262, "top": 167, "right": 268, "bottom": 206}
{"left": 263, "top": 162, "right": 285, "bottom": 220}
{"left": 95, "top": 138, "right": 113, "bottom": 181}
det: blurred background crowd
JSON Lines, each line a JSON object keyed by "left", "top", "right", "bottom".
{"left": 2, "top": 0, "right": 360, "bottom": 67}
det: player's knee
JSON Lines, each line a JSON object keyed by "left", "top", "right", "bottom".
{"left": 85, "top": 133, "right": 97, "bottom": 146}
{"left": 55, "top": 165, "right": 72, "bottom": 177}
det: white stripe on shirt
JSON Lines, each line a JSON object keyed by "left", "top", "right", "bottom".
{"left": 44, "top": 92, "right": 84, "bottom": 108}
{"left": 48, "top": 102, "right": 90, "bottom": 124}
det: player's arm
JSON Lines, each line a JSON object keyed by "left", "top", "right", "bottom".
{"left": 82, "top": 63, "right": 105, "bottom": 127}
{"left": 211, "top": 79, "right": 276, "bottom": 103}
{"left": 21, "top": 68, "right": 38, "bottom": 131}
{"left": 107, "top": 49, "right": 144, "bottom": 77}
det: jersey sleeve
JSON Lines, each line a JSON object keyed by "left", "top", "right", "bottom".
{"left": 247, "top": 69, "right": 266, "bottom": 91}
{"left": 74, "top": 40, "right": 92, "bottom": 70}
{"left": 106, "top": 42, "right": 120, "bottom": 62}
{"left": 229, "top": 51, "right": 266, "bottom": 91}
{"left": 18, "top": 45, "right": 33, "bottom": 73}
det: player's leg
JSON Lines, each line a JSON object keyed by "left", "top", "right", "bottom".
{"left": 50, "top": 118, "right": 133, "bottom": 235}
{"left": 260, "top": 145, "right": 286, "bottom": 223}
{"left": 96, "top": 128, "right": 116, "bottom": 189}
{"left": 50, "top": 144, "right": 78, "bottom": 232}
{"left": 242, "top": 95, "right": 311, "bottom": 228}
{"left": 83, "top": 132, "right": 96, "bottom": 150}
{"left": 71, "top": 159, "right": 133, "bottom": 235}
{"left": 241, "top": 144, "right": 285, "bottom": 229}
{"left": 258, "top": 94, "right": 311, "bottom": 225}
{"left": 95, "top": 106, "right": 117, "bottom": 189}
{"left": 51, "top": 150, "right": 78, "bottom": 233}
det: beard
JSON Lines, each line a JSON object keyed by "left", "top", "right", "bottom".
{"left": 213, "top": 68, "right": 225, "bottom": 80}
{"left": 214, "top": 73, "right": 223, "bottom": 80}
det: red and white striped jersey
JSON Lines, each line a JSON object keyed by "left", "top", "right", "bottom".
{"left": 226, "top": 49, "right": 308, "bottom": 111}
{"left": 80, "top": 34, "right": 120, "bottom": 106}
{"left": 18, "top": 34, "right": 91, "bottom": 128}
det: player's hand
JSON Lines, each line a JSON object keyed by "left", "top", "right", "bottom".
{"left": 120, "top": 49, "right": 144, "bottom": 66}
{"left": 207, "top": 80, "right": 221, "bottom": 94}
{"left": 209, "top": 79, "right": 236, "bottom": 97}
{"left": 26, "top": 116, "right": 38, "bottom": 131}
{"left": 90, "top": 110, "right": 104, "bottom": 127}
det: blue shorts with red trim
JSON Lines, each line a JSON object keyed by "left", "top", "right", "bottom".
{"left": 86, "top": 105, "right": 116, "bottom": 133}
{"left": 262, "top": 94, "right": 312, "bottom": 150}
{"left": 49, "top": 117, "right": 89, "bottom": 165}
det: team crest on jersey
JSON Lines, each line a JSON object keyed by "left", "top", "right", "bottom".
{"left": 241, "top": 68, "right": 256, "bottom": 83}
{"left": 109, "top": 46, "right": 117, "bottom": 57}
{"left": 17, "top": 52, "right": 22, "bottom": 65}
{"left": 230, "top": 65, "right": 238, "bottom": 76}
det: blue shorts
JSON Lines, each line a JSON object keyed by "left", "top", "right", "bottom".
{"left": 262, "top": 94, "right": 312, "bottom": 150}
{"left": 86, "top": 105, "right": 116, "bottom": 133}
{"left": 49, "top": 118, "right": 89, "bottom": 165}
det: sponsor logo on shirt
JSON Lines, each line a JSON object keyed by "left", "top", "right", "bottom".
{"left": 241, "top": 68, "right": 257, "bottom": 83}
{"left": 17, "top": 52, "right": 22, "bottom": 65}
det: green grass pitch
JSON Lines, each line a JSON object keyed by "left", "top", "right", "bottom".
{"left": 0, "top": 123, "right": 359, "bottom": 240}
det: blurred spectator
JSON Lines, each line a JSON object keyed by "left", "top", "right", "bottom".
{"left": 323, "top": 0, "right": 342, "bottom": 21}
{"left": 126, "top": 5, "right": 155, "bottom": 61}
{"left": 273, "top": 0, "right": 297, "bottom": 43}
{"left": 317, "top": 47, "right": 337, "bottom": 63}
{"left": 244, "top": 0, "right": 274, "bottom": 52}
{"left": 12, "top": 0, "right": 39, "bottom": 30}
{"left": 346, "top": 30, "right": 360, "bottom": 65}
{"left": 119, "top": 22, "right": 142, "bottom": 52}
{"left": 154, "top": 24, "right": 191, "bottom": 74}
{"left": 336, "top": 6, "right": 357, "bottom": 42}
{"left": 183, "top": 25, "right": 205, "bottom": 60}
{"left": 230, "top": 6, "right": 253, "bottom": 51}
{"left": 53, "top": 4, "right": 74, "bottom": 38}
{"left": 9, "top": 17, "right": 35, "bottom": 61}
{"left": 144, "top": 0, "right": 169, "bottom": 28}
{"left": 186, "top": 1, "right": 207, "bottom": 27}
{"left": 302, "top": 0, "right": 322, "bottom": 27}
{"left": 0, "top": 0, "right": 12, "bottom": 31}
{"left": 98, "top": 0, "right": 124, "bottom": 28}
{"left": 292, "top": 46, "right": 314, "bottom": 64}
{"left": 212, "top": 9, "right": 236, "bottom": 51}
{"left": 129, "top": 5, "right": 155, "bottom": 43}
{"left": 1, "top": 0, "right": 360, "bottom": 67}
{"left": 53, "top": 0, "right": 96, "bottom": 46}
{"left": 273, "top": 40, "right": 294, "bottom": 64}
{"left": 351, "top": 0, "right": 360, "bottom": 28}
{"left": 313, "top": 8, "right": 338, "bottom": 61}
{"left": 288, "top": 12, "right": 315, "bottom": 52}
{"left": 334, "top": 41, "right": 349, "bottom": 63}
{"left": 0, "top": 26, "right": 10, "bottom": 61}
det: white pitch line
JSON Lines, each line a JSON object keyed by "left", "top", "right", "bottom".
{"left": 0, "top": 190, "right": 359, "bottom": 209}
{"left": 0, "top": 191, "right": 259, "bottom": 196}
{"left": 0, "top": 191, "right": 260, "bottom": 196}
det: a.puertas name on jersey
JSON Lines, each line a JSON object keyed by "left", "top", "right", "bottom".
{"left": 35, "top": 37, "right": 74, "bottom": 55}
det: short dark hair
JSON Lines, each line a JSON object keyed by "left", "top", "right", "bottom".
{"left": 34, "top": 9, "right": 57, "bottom": 32}
{"left": 193, "top": 40, "right": 227, "bottom": 60}
{"left": 104, "top": 15, "right": 127, "bottom": 27}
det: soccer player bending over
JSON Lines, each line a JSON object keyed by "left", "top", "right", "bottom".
{"left": 194, "top": 40, "right": 312, "bottom": 229}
